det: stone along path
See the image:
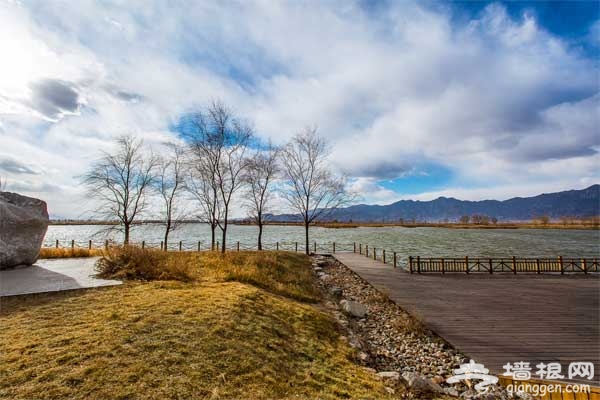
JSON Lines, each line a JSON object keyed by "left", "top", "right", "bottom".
{"left": 333, "top": 252, "right": 600, "bottom": 386}
{"left": 0, "top": 257, "right": 121, "bottom": 297}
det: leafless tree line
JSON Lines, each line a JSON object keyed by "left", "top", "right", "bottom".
{"left": 82, "top": 101, "right": 353, "bottom": 254}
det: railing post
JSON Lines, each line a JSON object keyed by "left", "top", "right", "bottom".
{"left": 582, "top": 258, "right": 587, "bottom": 274}
{"left": 441, "top": 258, "right": 445, "bottom": 274}
{"left": 105, "top": 239, "right": 108, "bottom": 251}
{"left": 88, "top": 240, "right": 92, "bottom": 250}
{"left": 142, "top": 240, "right": 145, "bottom": 249}
{"left": 179, "top": 241, "right": 182, "bottom": 251}
{"left": 198, "top": 241, "right": 201, "bottom": 251}
{"left": 393, "top": 252, "right": 397, "bottom": 268}
{"left": 359, "top": 243, "right": 362, "bottom": 255}
{"left": 373, "top": 247, "right": 376, "bottom": 260}
{"left": 365, "top": 245, "right": 369, "bottom": 258}
{"left": 217, "top": 241, "right": 220, "bottom": 252}
{"left": 489, "top": 258, "right": 493, "bottom": 274}
{"left": 237, "top": 241, "right": 240, "bottom": 252}
{"left": 160, "top": 241, "right": 164, "bottom": 251}
{"left": 512, "top": 256, "right": 517, "bottom": 275}
{"left": 276, "top": 242, "right": 279, "bottom": 251}
{"left": 559, "top": 256, "right": 564, "bottom": 275}
{"left": 417, "top": 256, "right": 421, "bottom": 274}
{"left": 353, "top": 242, "right": 356, "bottom": 253}
{"left": 536, "top": 258, "right": 541, "bottom": 274}
{"left": 409, "top": 256, "right": 413, "bottom": 274}
{"left": 295, "top": 242, "right": 298, "bottom": 252}
{"left": 383, "top": 249, "right": 386, "bottom": 263}
{"left": 313, "top": 241, "right": 316, "bottom": 253}
{"left": 465, "top": 256, "right": 469, "bottom": 274}
{"left": 333, "top": 242, "right": 336, "bottom": 254}
{"left": 56, "top": 239, "right": 59, "bottom": 248}
{"left": 71, "top": 240, "right": 75, "bottom": 250}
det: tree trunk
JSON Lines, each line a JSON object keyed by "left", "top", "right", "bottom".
{"left": 164, "top": 219, "right": 171, "bottom": 251}
{"left": 221, "top": 210, "right": 228, "bottom": 254}
{"left": 124, "top": 223, "right": 130, "bottom": 245}
{"left": 257, "top": 221, "right": 263, "bottom": 251}
{"left": 210, "top": 223, "right": 216, "bottom": 251}
{"left": 304, "top": 220, "right": 309, "bottom": 255}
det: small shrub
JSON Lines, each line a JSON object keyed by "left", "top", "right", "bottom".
{"left": 95, "top": 246, "right": 195, "bottom": 282}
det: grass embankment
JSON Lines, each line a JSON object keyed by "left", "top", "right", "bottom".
{"left": 0, "top": 250, "right": 396, "bottom": 399}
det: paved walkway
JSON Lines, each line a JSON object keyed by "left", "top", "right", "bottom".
{"left": 0, "top": 257, "right": 121, "bottom": 297}
{"left": 333, "top": 252, "right": 600, "bottom": 385}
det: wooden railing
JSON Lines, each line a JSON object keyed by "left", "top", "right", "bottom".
{"left": 351, "top": 242, "right": 599, "bottom": 275}
{"left": 43, "top": 239, "right": 355, "bottom": 254}
{"left": 407, "top": 256, "right": 599, "bottom": 274}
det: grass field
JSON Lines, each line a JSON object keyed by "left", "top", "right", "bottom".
{"left": 0, "top": 251, "right": 408, "bottom": 399}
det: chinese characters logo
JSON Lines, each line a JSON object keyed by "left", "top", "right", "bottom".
{"left": 503, "top": 362, "right": 594, "bottom": 381}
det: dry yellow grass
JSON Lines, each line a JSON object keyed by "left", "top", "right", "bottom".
{"left": 39, "top": 247, "right": 104, "bottom": 259}
{"left": 0, "top": 252, "right": 406, "bottom": 399}
{"left": 96, "top": 249, "right": 322, "bottom": 303}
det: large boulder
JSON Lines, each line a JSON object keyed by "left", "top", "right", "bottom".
{"left": 0, "top": 192, "right": 49, "bottom": 269}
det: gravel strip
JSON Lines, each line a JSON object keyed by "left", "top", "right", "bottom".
{"left": 312, "top": 255, "right": 530, "bottom": 400}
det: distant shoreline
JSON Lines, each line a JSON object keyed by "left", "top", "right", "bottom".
{"left": 48, "top": 220, "right": 600, "bottom": 230}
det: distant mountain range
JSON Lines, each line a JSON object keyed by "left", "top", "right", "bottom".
{"left": 271, "top": 184, "right": 600, "bottom": 222}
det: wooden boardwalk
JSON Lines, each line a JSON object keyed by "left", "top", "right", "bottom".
{"left": 333, "top": 252, "right": 600, "bottom": 386}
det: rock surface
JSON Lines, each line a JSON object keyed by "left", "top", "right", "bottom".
{"left": 340, "top": 299, "right": 368, "bottom": 318}
{"left": 0, "top": 192, "right": 49, "bottom": 269}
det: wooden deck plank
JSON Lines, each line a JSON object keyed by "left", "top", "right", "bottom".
{"left": 333, "top": 252, "right": 600, "bottom": 386}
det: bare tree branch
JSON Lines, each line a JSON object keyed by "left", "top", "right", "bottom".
{"left": 81, "top": 136, "right": 158, "bottom": 244}
{"left": 156, "top": 142, "right": 188, "bottom": 250}
{"left": 280, "top": 127, "right": 353, "bottom": 254}
{"left": 243, "top": 142, "right": 280, "bottom": 250}
{"left": 185, "top": 101, "right": 253, "bottom": 252}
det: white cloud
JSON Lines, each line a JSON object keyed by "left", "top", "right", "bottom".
{"left": 0, "top": 0, "right": 598, "bottom": 217}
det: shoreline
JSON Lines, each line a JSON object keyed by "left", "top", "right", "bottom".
{"left": 48, "top": 220, "right": 600, "bottom": 230}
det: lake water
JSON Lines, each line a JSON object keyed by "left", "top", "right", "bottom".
{"left": 45, "top": 224, "right": 599, "bottom": 264}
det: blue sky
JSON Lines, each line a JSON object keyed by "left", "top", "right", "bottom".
{"left": 0, "top": 0, "right": 598, "bottom": 217}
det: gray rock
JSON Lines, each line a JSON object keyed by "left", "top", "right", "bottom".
{"left": 377, "top": 371, "right": 400, "bottom": 380}
{"left": 0, "top": 192, "right": 49, "bottom": 269}
{"left": 340, "top": 299, "right": 368, "bottom": 318}
{"left": 317, "top": 272, "right": 330, "bottom": 281}
{"left": 444, "top": 387, "right": 460, "bottom": 397}
{"left": 401, "top": 371, "right": 445, "bottom": 394}
{"left": 328, "top": 286, "right": 343, "bottom": 297}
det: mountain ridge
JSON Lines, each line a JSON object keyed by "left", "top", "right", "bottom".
{"left": 272, "top": 184, "right": 600, "bottom": 222}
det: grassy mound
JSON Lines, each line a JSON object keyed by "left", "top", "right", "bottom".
{"left": 0, "top": 252, "right": 397, "bottom": 399}
{"left": 96, "top": 248, "right": 321, "bottom": 303}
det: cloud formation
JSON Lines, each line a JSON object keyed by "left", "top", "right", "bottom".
{"left": 0, "top": 0, "right": 598, "bottom": 217}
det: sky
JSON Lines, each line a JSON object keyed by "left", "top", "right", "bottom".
{"left": 0, "top": 0, "right": 598, "bottom": 218}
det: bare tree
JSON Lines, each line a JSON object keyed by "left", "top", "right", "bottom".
{"left": 186, "top": 158, "right": 221, "bottom": 250}
{"left": 280, "top": 127, "right": 352, "bottom": 255}
{"left": 82, "top": 136, "right": 157, "bottom": 245}
{"left": 243, "top": 142, "right": 280, "bottom": 250}
{"left": 156, "top": 143, "right": 187, "bottom": 250}
{"left": 186, "top": 101, "right": 253, "bottom": 253}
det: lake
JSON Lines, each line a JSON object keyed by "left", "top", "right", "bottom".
{"left": 45, "top": 224, "right": 599, "bottom": 265}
